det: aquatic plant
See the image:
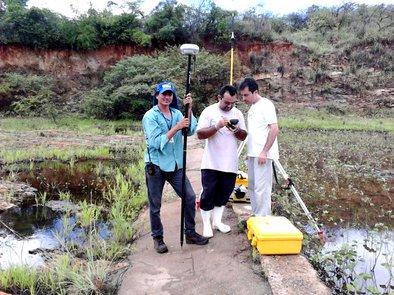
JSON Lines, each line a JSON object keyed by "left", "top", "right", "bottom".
{"left": 309, "top": 224, "right": 393, "bottom": 294}
{"left": 77, "top": 200, "right": 101, "bottom": 228}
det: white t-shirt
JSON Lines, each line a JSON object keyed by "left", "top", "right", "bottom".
{"left": 247, "top": 97, "right": 279, "bottom": 160}
{"left": 197, "top": 103, "right": 247, "bottom": 173}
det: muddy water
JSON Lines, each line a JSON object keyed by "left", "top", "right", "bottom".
{"left": 17, "top": 160, "right": 119, "bottom": 201}
{"left": 0, "top": 160, "right": 123, "bottom": 269}
{"left": 1, "top": 157, "right": 392, "bottom": 293}
{"left": 0, "top": 205, "right": 110, "bottom": 269}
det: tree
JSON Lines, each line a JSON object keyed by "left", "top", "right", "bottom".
{"left": 107, "top": 13, "right": 149, "bottom": 45}
{"left": 235, "top": 9, "right": 272, "bottom": 42}
{"left": 201, "top": 2, "right": 234, "bottom": 44}
{"left": 144, "top": 0, "right": 188, "bottom": 45}
{"left": 183, "top": 0, "right": 212, "bottom": 43}
{"left": 2, "top": 0, "right": 26, "bottom": 11}
{"left": 0, "top": 7, "right": 61, "bottom": 48}
{"left": 308, "top": 8, "right": 336, "bottom": 36}
{"left": 285, "top": 12, "right": 308, "bottom": 31}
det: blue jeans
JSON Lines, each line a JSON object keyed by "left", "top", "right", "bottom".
{"left": 145, "top": 164, "right": 196, "bottom": 238}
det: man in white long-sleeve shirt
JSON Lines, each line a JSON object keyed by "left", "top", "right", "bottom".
{"left": 239, "top": 78, "right": 279, "bottom": 216}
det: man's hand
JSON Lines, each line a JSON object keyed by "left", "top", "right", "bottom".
{"left": 226, "top": 122, "right": 239, "bottom": 132}
{"left": 183, "top": 93, "right": 193, "bottom": 108}
{"left": 175, "top": 118, "right": 190, "bottom": 130}
{"left": 258, "top": 151, "right": 268, "bottom": 165}
{"left": 215, "top": 117, "right": 226, "bottom": 130}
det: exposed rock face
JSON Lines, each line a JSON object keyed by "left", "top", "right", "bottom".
{"left": 0, "top": 41, "right": 294, "bottom": 78}
{"left": 0, "top": 180, "right": 37, "bottom": 212}
{"left": 0, "top": 44, "right": 153, "bottom": 78}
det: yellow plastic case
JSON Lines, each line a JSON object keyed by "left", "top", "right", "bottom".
{"left": 247, "top": 216, "right": 303, "bottom": 255}
{"left": 235, "top": 177, "right": 248, "bottom": 187}
{"left": 229, "top": 173, "right": 250, "bottom": 203}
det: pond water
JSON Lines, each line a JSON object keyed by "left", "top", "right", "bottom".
{"left": 1, "top": 160, "right": 131, "bottom": 270}
{"left": 0, "top": 205, "right": 110, "bottom": 269}
{"left": 17, "top": 160, "right": 118, "bottom": 200}
{"left": 1, "top": 158, "right": 392, "bottom": 294}
{"left": 323, "top": 226, "right": 393, "bottom": 293}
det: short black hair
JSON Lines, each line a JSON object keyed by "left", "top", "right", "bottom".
{"left": 239, "top": 78, "right": 258, "bottom": 93}
{"left": 219, "top": 85, "right": 237, "bottom": 97}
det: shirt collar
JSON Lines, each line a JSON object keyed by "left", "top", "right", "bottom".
{"left": 153, "top": 105, "right": 174, "bottom": 113}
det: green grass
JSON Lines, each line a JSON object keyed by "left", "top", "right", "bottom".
{"left": 279, "top": 110, "right": 394, "bottom": 132}
{"left": 0, "top": 146, "right": 111, "bottom": 164}
{"left": 0, "top": 265, "right": 38, "bottom": 294}
{"left": 77, "top": 200, "right": 102, "bottom": 228}
{"left": 0, "top": 254, "right": 114, "bottom": 294}
{"left": 0, "top": 116, "right": 141, "bottom": 135}
{"left": 277, "top": 128, "right": 393, "bottom": 227}
{"left": 0, "top": 159, "right": 147, "bottom": 294}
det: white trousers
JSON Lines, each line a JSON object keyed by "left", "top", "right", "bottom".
{"left": 248, "top": 157, "right": 273, "bottom": 216}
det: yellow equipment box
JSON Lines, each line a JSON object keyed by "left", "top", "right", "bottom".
{"left": 229, "top": 171, "right": 250, "bottom": 203}
{"left": 247, "top": 216, "right": 303, "bottom": 255}
{"left": 235, "top": 176, "right": 248, "bottom": 187}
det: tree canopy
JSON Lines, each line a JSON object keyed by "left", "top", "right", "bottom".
{"left": 0, "top": 1, "right": 392, "bottom": 51}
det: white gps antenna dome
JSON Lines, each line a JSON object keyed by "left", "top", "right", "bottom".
{"left": 180, "top": 44, "right": 199, "bottom": 55}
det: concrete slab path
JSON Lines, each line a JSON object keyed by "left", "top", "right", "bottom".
{"left": 118, "top": 199, "right": 271, "bottom": 295}
{"left": 119, "top": 137, "right": 271, "bottom": 295}
{"left": 119, "top": 136, "right": 330, "bottom": 295}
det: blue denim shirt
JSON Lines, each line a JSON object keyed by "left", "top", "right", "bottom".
{"left": 142, "top": 105, "right": 197, "bottom": 172}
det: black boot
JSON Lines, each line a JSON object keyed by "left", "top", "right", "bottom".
{"left": 185, "top": 232, "right": 209, "bottom": 245}
{"left": 153, "top": 236, "right": 168, "bottom": 253}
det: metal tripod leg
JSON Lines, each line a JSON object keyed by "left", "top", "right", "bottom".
{"left": 237, "top": 138, "right": 322, "bottom": 234}
{"left": 273, "top": 159, "right": 322, "bottom": 234}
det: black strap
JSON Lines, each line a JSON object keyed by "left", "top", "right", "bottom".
{"left": 272, "top": 161, "right": 279, "bottom": 185}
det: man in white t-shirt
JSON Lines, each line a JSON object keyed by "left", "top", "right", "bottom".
{"left": 239, "top": 77, "right": 279, "bottom": 216}
{"left": 196, "top": 85, "right": 247, "bottom": 237}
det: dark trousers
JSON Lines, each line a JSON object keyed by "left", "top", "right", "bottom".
{"left": 200, "top": 169, "right": 237, "bottom": 211}
{"left": 145, "top": 164, "right": 196, "bottom": 238}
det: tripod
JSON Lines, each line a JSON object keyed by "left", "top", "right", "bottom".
{"left": 237, "top": 139, "right": 324, "bottom": 238}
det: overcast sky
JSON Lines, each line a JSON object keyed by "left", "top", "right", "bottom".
{"left": 27, "top": 0, "right": 394, "bottom": 18}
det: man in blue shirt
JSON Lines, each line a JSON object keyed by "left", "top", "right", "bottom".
{"left": 142, "top": 81, "right": 209, "bottom": 253}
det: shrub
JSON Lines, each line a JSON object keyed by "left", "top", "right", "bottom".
{"left": 83, "top": 89, "right": 114, "bottom": 119}
{"left": 83, "top": 47, "right": 228, "bottom": 119}
{"left": 0, "top": 72, "right": 61, "bottom": 115}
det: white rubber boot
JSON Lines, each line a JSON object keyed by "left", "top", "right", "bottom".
{"left": 200, "top": 209, "right": 213, "bottom": 238}
{"left": 212, "top": 206, "right": 231, "bottom": 233}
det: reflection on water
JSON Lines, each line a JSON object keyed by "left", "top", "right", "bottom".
{"left": 0, "top": 205, "right": 110, "bottom": 269}
{"left": 18, "top": 160, "right": 113, "bottom": 200}
{"left": 323, "top": 227, "right": 393, "bottom": 293}
{"left": 0, "top": 230, "right": 57, "bottom": 269}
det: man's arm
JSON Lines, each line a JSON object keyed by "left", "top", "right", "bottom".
{"left": 196, "top": 125, "right": 218, "bottom": 140}
{"left": 167, "top": 117, "right": 189, "bottom": 140}
{"left": 258, "top": 123, "right": 279, "bottom": 165}
{"left": 196, "top": 117, "right": 226, "bottom": 140}
{"left": 234, "top": 110, "right": 247, "bottom": 141}
{"left": 233, "top": 127, "right": 247, "bottom": 141}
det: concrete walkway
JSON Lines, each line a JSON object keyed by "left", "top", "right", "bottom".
{"left": 119, "top": 136, "right": 330, "bottom": 295}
